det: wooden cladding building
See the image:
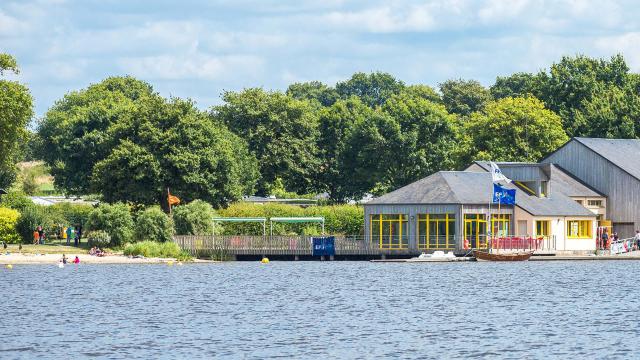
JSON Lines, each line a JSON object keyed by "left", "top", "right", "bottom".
{"left": 542, "top": 137, "right": 640, "bottom": 238}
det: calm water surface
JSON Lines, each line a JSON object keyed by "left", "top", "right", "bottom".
{"left": 1, "top": 261, "right": 639, "bottom": 359}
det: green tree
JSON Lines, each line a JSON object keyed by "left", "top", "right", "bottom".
{"left": 490, "top": 72, "right": 540, "bottom": 99}
{"left": 316, "top": 97, "right": 376, "bottom": 201}
{"left": 340, "top": 112, "right": 402, "bottom": 198}
{"left": 380, "top": 93, "right": 460, "bottom": 190}
{"left": 213, "top": 88, "right": 319, "bottom": 195}
{"left": 463, "top": 97, "right": 568, "bottom": 163}
{"left": 134, "top": 206, "right": 174, "bottom": 242}
{"left": 39, "top": 77, "right": 257, "bottom": 207}
{"left": 0, "top": 54, "right": 33, "bottom": 188}
{"left": 38, "top": 76, "right": 155, "bottom": 194}
{"left": 536, "top": 54, "right": 630, "bottom": 136}
{"left": 286, "top": 81, "right": 338, "bottom": 107}
{"left": 574, "top": 84, "right": 640, "bottom": 138}
{"left": 336, "top": 72, "right": 405, "bottom": 107}
{"left": 173, "top": 200, "right": 215, "bottom": 235}
{"left": 400, "top": 84, "right": 442, "bottom": 103}
{"left": 439, "top": 79, "right": 491, "bottom": 116}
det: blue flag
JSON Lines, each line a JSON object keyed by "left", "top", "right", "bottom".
{"left": 493, "top": 183, "right": 516, "bottom": 205}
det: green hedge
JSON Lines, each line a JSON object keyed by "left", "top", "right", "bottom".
{"left": 217, "top": 202, "right": 363, "bottom": 235}
{"left": 123, "top": 240, "right": 190, "bottom": 260}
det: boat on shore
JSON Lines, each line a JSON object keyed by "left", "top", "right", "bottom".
{"left": 473, "top": 250, "right": 532, "bottom": 261}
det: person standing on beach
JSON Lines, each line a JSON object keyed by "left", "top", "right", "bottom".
{"left": 634, "top": 230, "right": 640, "bottom": 251}
{"left": 37, "top": 226, "right": 44, "bottom": 245}
{"left": 601, "top": 230, "right": 609, "bottom": 250}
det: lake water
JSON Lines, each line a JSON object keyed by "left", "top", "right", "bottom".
{"left": 1, "top": 261, "right": 639, "bottom": 359}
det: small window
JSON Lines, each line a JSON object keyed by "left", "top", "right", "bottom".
{"left": 535, "top": 221, "right": 550, "bottom": 237}
{"left": 567, "top": 220, "right": 592, "bottom": 238}
{"left": 576, "top": 200, "right": 583, "bottom": 205}
{"left": 587, "top": 200, "right": 602, "bottom": 207}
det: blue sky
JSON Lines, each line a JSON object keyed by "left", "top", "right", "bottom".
{"left": 2, "top": 0, "right": 639, "bottom": 117}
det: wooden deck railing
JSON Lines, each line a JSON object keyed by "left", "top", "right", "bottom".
{"left": 173, "top": 235, "right": 418, "bottom": 257}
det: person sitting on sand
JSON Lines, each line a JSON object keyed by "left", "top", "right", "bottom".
{"left": 89, "top": 247, "right": 96, "bottom": 256}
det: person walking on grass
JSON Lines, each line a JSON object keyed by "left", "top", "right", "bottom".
{"left": 33, "top": 228, "right": 40, "bottom": 245}
{"left": 66, "top": 226, "right": 74, "bottom": 247}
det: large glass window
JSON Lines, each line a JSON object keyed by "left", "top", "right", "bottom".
{"left": 417, "top": 214, "right": 456, "bottom": 249}
{"left": 535, "top": 221, "right": 550, "bottom": 237}
{"left": 567, "top": 220, "right": 591, "bottom": 238}
{"left": 464, "top": 214, "right": 488, "bottom": 249}
{"left": 370, "top": 214, "right": 409, "bottom": 249}
{"left": 490, "top": 214, "right": 511, "bottom": 237}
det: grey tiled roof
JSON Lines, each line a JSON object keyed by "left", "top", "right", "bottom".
{"left": 472, "top": 161, "right": 603, "bottom": 198}
{"left": 368, "top": 171, "right": 594, "bottom": 217}
{"left": 574, "top": 137, "right": 640, "bottom": 181}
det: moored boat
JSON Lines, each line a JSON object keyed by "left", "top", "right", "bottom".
{"left": 473, "top": 250, "right": 532, "bottom": 261}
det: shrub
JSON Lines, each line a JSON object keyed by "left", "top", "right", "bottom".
{"left": 123, "top": 240, "right": 190, "bottom": 260}
{"left": 50, "top": 203, "right": 93, "bottom": 228}
{"left": 86, "top": 203, "right": 134, "bottom": 246}
{"left": 1, "top": 191, "right": 33, "bottom": 212}
{"left": 173, "top": 200, "right": 215, "bottom": 235}
{"left": 0, "top": 207, "right": 21, "bottom": 243}
{"left": 14, "top": 205, "right": 66, "bottom": 243}
{"left": 135, "top": 207, "right": 174, "bottom": 242}
{"left": 86, "top": 230, "right": 111, "bottom": 247}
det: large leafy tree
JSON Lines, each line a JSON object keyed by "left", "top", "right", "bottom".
{"left": 490, "top": 72, "right": 540, "bottom": 100}
{"left": 0, "top": 54, "right": 33, "bottom": 188}
{"left": 213, "top": 88, "right": 320, "bottom": 195}
{"left": 536, "top": 54, "right": 630, "bottom": 137}
{"left": 380, "top": 92, "right": 460, "bottom": 191}
{"left": 286, "top": 81, "right": 338, "bottom": 107}
{"left": 439, "top": 79, "right": 492, "bottom": 116}
{"left": 336, "top": 72, "right": 405, "bottom": 108}
{"left": 38, "top": 77, "right": 257, "bottom": 207}
{"left": 463, "top": 96, "right": 568, "bottom": 163}
{"left": 316, "top": 97, "right": 376, "bottom": 201}
{"left": 340, "top": 112, "right": 402, "bottom": 198}
{"left": 574, "top": 84, "right": 640, "bottom": 138}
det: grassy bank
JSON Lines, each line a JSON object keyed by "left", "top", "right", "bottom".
{"left": 4, "top": 244, "right": 88, "bottom": 254}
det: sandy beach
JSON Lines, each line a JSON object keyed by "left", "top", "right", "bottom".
{"left": 0, "top": 252, "right": 206, "bottom": 265}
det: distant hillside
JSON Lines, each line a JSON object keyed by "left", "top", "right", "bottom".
{"left": 15, "top": 161, "right": 57, "bottom": 195}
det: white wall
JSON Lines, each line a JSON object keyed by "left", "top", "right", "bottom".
{"left": 513, "top": 206, "right": 596, "bottom": 252}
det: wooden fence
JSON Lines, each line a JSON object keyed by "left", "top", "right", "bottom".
{"left": 173, "top": 235, "right": 419, "bottom": 258}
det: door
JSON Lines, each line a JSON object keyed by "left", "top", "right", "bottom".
{"left": 518, "top": 220, "right": 528, "bottom": 236}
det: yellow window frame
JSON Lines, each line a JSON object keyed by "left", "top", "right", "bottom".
{"left": 370, "top": 214, "right": 408, "bottom": 249}
{"left": 417, "top": 214, "right": 456, "bottom": 250}
{"left": 567, "top": 220, "right": 592, "bottom": 238}
{"left": 535, "top": 220, "right": 550, "bottom": 237}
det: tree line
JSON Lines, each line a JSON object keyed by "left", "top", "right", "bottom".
{"left": 2, "top": 53, "right": 640, "bottom": 207}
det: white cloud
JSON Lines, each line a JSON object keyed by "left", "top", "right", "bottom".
{"left": 117, "top": 53, "right": 264, "bottom": 81}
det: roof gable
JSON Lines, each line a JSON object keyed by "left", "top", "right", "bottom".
{"left": 573, "top": 137, "right": 640, "bottom": 181}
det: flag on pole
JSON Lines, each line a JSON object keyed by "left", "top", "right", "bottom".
{"left": 489, "top": 162, "right": 511, "bottom": 183}
{"left": 492, "top": 183, "right": 516, "bottom": 204}
{"left": 167, "top": 188, "right": 180, "bottom": 207}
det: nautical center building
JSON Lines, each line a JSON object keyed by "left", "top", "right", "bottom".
{"left": 364, "top": 137, "right": 639, "bottom": 254}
